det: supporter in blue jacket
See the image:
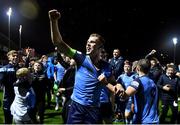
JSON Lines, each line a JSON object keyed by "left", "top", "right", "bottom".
{"left": 46, "top": 56, "right": 55, "bottom": 107}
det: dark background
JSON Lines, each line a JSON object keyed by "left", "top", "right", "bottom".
{"left": 0, "top": 0, "right": 179, "bottom": 65}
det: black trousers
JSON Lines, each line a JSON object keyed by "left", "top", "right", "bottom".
{"left": 160, "top": 99, "right": 178, "bottom": 124}
{"left": 3, "top": 108, "right": 13, "bottom": 124}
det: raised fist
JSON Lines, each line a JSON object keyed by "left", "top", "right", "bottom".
{"left": 48, "top": 9, "right": 61, "bottom": 21}
{"left": 150, "top": 49, "right": 156, "bottom": 55}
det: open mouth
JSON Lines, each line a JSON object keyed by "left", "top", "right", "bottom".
{"left": 86, "top": 47, "right": 91, "bottom": 52}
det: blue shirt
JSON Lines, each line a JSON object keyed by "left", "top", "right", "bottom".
{"left": 54, "top": 63, "right": 66, "bottom": 83}
{"left": 100, "top": 67, "right": 112, "bottom": 103}
{"left": 130, "top": 75, "right": 159, "bottom": 124}
{"left": 71, "top": 51, "right": 112, "bottom": 107}
{"left": 100, "top": 87, "right": 111, "bottom": 103}
{"left": 117, "top": 72, "right": 137, "bottom": 102}
{"left": 117, "top": 72, "right": 137, "bottom": 89}
{"left": 46, "top": 57, "right": 55, "bottom": 79}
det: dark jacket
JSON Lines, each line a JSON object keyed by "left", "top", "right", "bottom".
{"left": 31, "top": 71, "right": 47, "bottom": 101}
{"left": 157, "top": 74, "right": 179, "bottom": 101}
{"left": 109, "top": 56, "right": 124, "bottom": 79}
{"left": 0, "top": 63, "right": 19, "bottom": 108}
{"left": 149, "top": 65, "right": 163, "bottom": 84}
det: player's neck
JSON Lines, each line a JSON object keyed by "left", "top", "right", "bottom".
{"left": 138, "top": 72, "right": 146, "bottom": 77}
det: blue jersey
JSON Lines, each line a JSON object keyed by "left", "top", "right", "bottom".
{"left": 46, "top": 57, "right": 55, "bottom": 79}
{"left": 54, "top": 63, "right": 66, "bottom": 82}
{"left": 130, "top": 75, "right": 159, "bottom": 124}
{"left": 117, "top": 72, "right": 136, "bottom": 103}
{"left": 71, "top": 51, "right": 112, "bottom": 107}
{"left": 117, "top": 72, "right": 136, "bottom": 89}
{"left": 100, "top": 86, "right": 111, "bottom": 103}
{"left": 100, "top": 63, "right": 112, "bottom": 103}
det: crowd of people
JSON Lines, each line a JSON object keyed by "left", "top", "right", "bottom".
{"left": 0, "top": 9, "right": 179, "bottom": 124}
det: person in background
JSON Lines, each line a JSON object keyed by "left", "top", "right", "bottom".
{"left": 109, "top": 48, "right": 124, "bottom": 79}
{"left": 145, "top": 49, "right": 163, "bottom": 84}
{"left": 116, "top": 60, "right": 137, "bottom": 124}
{"left": 46, "top": 56, "right": 55, "bottom": 108}
{"left": 57, "top": 58, "right": 76, "bottom": 123}
{"left": 0, "top": 50, "right": 19, "bottom": 124}
{"left": 28, "top": 57, "right": 37, "bottom": 72}
{"left": 10, "top": 68, "right": 36, "bottom": 124}
{"left": 31, "top": 61, "right": 48, "bottom": 124}
{"left": 40, "top": 55, "right": 48, "bottom": 70}
{"left": 99, "top": 48, "right": 114, "bottom": 124}
{"left": 157, "top": 64, "right": 179, "bottom": 124}
{"left": 53, "top": 57, "right": 66, "bottom": 111}
{"left": 119, "top": 59, "right": 159, "bottom": 124}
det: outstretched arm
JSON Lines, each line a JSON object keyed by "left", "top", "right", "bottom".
{"left": 48, "top": 9, "right": 76, "bottom": 58}
{"left": 145, "top": 49, "right": 156, "bottom": 59}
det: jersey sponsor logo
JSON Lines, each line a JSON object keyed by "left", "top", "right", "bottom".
{"left": 0, "top": 68, "right": 15, "bottom": 72}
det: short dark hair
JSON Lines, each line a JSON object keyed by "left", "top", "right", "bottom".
{"left": 166, "top": 64, "right": 175, "bottom": 70}
{"left": 150, "top": 57, "right": 158, "bottom": 63}
{"left": 90, "top": 33, "right": 105, "bottom": 48}
{"left": 137, "top": 59, "right": 150, "bottom": 74}
{"left": 124, "top": 60, "right": 132, "bottom": 66}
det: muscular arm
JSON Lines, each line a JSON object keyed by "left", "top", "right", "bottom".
{"left": 124, "top": 86, "right": 137, "bottom": 97}
{"left": 49, "top": 10, "right": 76, "bottom": 58}
{"left": 120, "top": 81, "right": 138, "bottom": 100}
{"left": 98, "top": 74, "right": 124, "bottom": 94}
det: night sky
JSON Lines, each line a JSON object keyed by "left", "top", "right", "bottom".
{"left": 0, "top": 0, "right": 179, "bottom": 64}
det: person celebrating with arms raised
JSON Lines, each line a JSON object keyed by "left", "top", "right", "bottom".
{"left": 48, "top": 9, "right": 123, "bottom": 124}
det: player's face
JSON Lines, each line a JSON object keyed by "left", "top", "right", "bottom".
{"left": 124, "top": 64, "right": 131, "bottom": 73}
{"left": 86, "top": 36, "right": 99, "bottom": 55}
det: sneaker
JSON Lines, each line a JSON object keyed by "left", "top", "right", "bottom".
{"left": 113, "top": 118, "right": 124, "bottom": 123}
{"left": 55, "top": 105, "right": 59, "bottom": 111}
{"left": 62, "top": 96, "right": 66, "bottom": 106}
{"left": 36, "top": 115, "right": 40, "bottom": 123}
